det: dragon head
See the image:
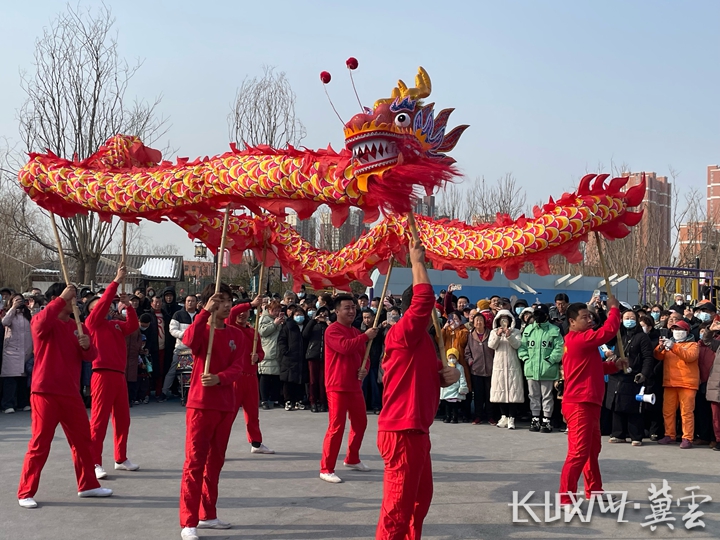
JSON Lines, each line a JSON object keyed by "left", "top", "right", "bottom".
{"left": 343, "top": 67, "right": 469, "bottom": 193}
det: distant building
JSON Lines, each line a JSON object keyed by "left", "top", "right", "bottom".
{"left": 184, "top": 260, "right": 214, "bottom": 280}
{"left": 285, "top": 213, "right": 317, "bottom": 245}
{"left": 317, "top": 208, "right": 368, "bottom": 251}
{"left": 414, "top": 195, "right": 436, "bottom": 218}
{"left": 707, "top": 165, "right": 720, "bottom": 221}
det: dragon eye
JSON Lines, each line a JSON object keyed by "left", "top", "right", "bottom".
{"left": 394, "top": 113, "right": 412, "bottom": 127}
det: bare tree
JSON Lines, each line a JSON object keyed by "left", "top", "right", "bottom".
{"left": 437, "top": 174, "right": 527, "bottom": 223}
{"left": 228, "top": 66, "right": 306, "bottom": 148}
{"left": 15, "top": 4, "right": 170, "bottom": 284}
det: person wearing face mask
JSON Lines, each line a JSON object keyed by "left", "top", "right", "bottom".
{"left": 649, "top": 305, "right": 663, "bottom": 329}
{"left": 654, "top": 320, "right": 700, "bottom": 448}
{"left": 442, "top": 310, "right": 472, "bottom": 422}
{"left": 604, "top": 310, "right": 654, "bottom": 446}
{"left": 277, "top": 307, "right": 309, "bottom": 411}
{"left": 669, "top": 293, "right": 686, "bottom": 314}
{"left": 84, "top": 266, "right": 141, "bottom": 479}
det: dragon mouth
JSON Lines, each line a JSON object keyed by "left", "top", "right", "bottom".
{"left": 346, "top": 133, "right": 401, "bottom": 174}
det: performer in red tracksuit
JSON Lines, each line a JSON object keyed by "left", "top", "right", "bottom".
{"left": 559, "top": 297, "right": 627, "bottom": 505}
{"left": 319, "top": 294, "right": 379, "bottom": 483}
{"left": 17, "top": 283, "right": 112, "bottom": 508}
{"left": 85, "top": 266, "right": 140, "bottom": 478}
{"left": 179, "top": 283, "right": 246, "bottom": 540}
{"left": 376, "top": 240, "right": 458, "bottom": 539}
{"left": 227, "top": 298, "right": 274, "bottom": 454}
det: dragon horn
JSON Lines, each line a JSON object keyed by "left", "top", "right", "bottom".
{"left": 374, "top": 67, "right": 432, "bottom": 106}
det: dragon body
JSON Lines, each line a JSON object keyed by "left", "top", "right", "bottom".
{"left": 18, "top": 65, "right": 646, "bottom": 288}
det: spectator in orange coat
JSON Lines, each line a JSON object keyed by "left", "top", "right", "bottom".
{"left": 653, "top": 320, "right": 700, "bottom": 449}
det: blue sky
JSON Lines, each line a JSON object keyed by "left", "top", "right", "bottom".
{"left": 1, "top": 1, "right": 718, "bottom": 258}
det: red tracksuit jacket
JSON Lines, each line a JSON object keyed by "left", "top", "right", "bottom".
{"left": 31, "top": 297, "right": 97, "bottom": 396}
{"left": 562, "top": 307, "right": 621, "bottom": 406}
{"left": 227, "top": 303, "right": 264, "bottom": 373}
{"left": 324, "top": 321, "right": 368, "bottom": 393}
{"left": 85, "top": 281, "right": 139, "bottom": 372}
{"left": 183, "top": 309, "right": 246, "bottom": 411}
{"left": 379, "top": 283, "right": 442, "bottom": 433}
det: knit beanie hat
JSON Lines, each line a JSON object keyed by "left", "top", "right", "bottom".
{"left": 476, "top": 299, "right": 490, "bottom": 311}
{"left": 446, "top": 347, "right": 460, "bottom": 360}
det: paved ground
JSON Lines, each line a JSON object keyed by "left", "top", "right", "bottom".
{"left": 0, "top": 401, "right": 718, "bottom": 539}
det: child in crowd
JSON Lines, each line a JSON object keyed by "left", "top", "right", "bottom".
{"left": 440, "top": 348, "right": 469, "bottom": 423}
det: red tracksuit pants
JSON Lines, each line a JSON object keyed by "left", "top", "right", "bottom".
{"left": 18, "top": 393, "right": 101, "bottom": 498}
{"left": 320, "top": 390, "right": 367, "bottom": 474}
{"left": 90, "top": 369, "right": 130, "bottom": 466}
{"left": 180, "top": 407, "right": 234, "bottom": 528}
{"left": 559, "top": 402, "right": 603, "bottom": 504}
{"left": 233, "top": 374, "right": 262, "bottom": 444}
{"left": 376, "top": 430, "right": 433, "bottom": 540}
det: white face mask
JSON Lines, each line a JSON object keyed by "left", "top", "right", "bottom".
{"left": 676, "top": 300, "right": 684, "bottom": 306}
{"left": 672, "top": 330, "right": 688, "bottom": 341}
{"left": 641, "top": 325, "right": 651, "bottom": 334}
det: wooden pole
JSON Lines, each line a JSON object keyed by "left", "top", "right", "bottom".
{"left": 361, "top": 257, "right": 394, "bottom": 371}
{"left": 251, "top": 243, "right": 267, "bottom": 363}
{"left": 406, "top": 212, "right": 447, "bottom": 366}
{"left": 121, "top": 221, "right": 127, "bottom": 294}
{"left": 49, "top": 213, "right": 83, "bottom": 335}
{"left": 594, "top": 231, "right": 626, "bottom": 359}
{"left": 204, "top": 207, "right": 231, "bottom": 375}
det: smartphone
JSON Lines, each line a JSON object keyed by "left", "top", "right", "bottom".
{"left": 593, "top": 289, "right": 600, "bottom": 297}
{"left": 455, "top": 285, "right": 462, "bottom": 291}
{"left": 500, "top": 318, "right": 509, "bottom": 329}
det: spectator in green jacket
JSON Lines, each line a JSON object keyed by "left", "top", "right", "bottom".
{"left": 518, "top": 304, "right": 564, "bottom": 433}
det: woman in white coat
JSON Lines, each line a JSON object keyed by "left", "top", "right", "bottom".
{"left": 488, "top": 309, "right": 525, "bottom": 429}
{"left": 1, "top": 294, "right": 33, "bottom": 413}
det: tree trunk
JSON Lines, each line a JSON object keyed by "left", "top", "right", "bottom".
{"left": 74, "top": 258, "right": 86, "bottom": 285}
{"left": 84, "top": 256, "right": 100, "bottom": 285}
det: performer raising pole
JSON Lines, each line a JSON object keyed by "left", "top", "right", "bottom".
{"left": 17, "top": 212, "right": 112, "bottom": 509}
{"left": 178, "top": 205, "right": 246, "bottom": 540}
{"left": 375, "top": 235, "right": 460, "bottom": 538}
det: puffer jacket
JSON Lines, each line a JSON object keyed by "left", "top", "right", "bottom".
{"left": 442, "top": 324, "right": 471, "bottom": 390}
{"left": 440, "top": 362, "right": 469, "bottom": 401}
{"left": 169, "top": 309, "right": 197, "bottom": 355}
{"left": 518, "top": 321, "right": 564, "bottom": 381}
{"left": 1, "top": 309, "right": 33, "bottom": 377}
{"left": 654, "top": 340, "right": 699, "bottom": 390}
{"left": 257, "top": 312, "right": 281, "bottom": 375}
{"left": 488, "top": 310, "right": 524, "bottom": 403}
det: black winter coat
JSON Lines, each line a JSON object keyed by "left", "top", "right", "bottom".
{"left": 161, "top": 287, "right": 181, "bottom": 357}
{"left": 278, "top": 319, "right": 308, "bottom": 384}
{"left": 303, "top": 318, "right": 327, "bottom": 361}
{"left": 604, "top": 327, "right": 654, "bottom": 413}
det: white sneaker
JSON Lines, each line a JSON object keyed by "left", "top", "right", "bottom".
{"left": 319, "top": 472, "right": 343, "bottom": 483}
{"left": 507, "top": 417, "right": 516, "bottom": 430}
{"left": 114, "top": 459, "right": 140, "bottom": 471}
{"left": 4, "top": 408, "right": 14, "bottom": 414}
{"left": 22, "top": 406, "right": 31, "bottom": 412}
{"left": 343, "top": 461, "right": 370, "bottom": 472}
{"left": 18, "top": 498, "right": 37, "bottom": 508}
{"left": 78, "top": 487, "right": 113, "bottom": 498}
{"left": 496, "top": 415, "right": 508, "bottom": 428}
{"left": 250, "top": 443, "right": 275, "bottom": 454}
{"left": 198, "top": 518, "right": 232, "bottom": 529}
{"left": 95, "top": 465, "right": 107, "bottom": 479}
{"left": 180, "top": 527, "right": 199, "bottom": 540}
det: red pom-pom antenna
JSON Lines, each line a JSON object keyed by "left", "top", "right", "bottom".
{"left": 320, "top": 70, "right": 342, "bottom": 123}
{"left": 346, "top": 57, "right": 363, "bottom": 111}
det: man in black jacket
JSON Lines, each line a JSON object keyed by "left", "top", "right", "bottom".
{"left": 360, "top": 308, "right": 385, "bottom": 414}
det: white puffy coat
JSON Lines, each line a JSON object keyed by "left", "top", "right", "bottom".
{"left": 488, "top": 309, "right": 525, "bottom": 403}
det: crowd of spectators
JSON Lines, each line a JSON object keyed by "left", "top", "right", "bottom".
{"left": 1, "top": 282, "right": 719, "bottom": 452}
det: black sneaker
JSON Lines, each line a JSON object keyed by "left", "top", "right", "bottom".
{"left": 541, "top": 419, "right": 553, "bottom": 433}
{"left": 284, "top": 401, "right": 294, "bottom": 411}
{"left": 296, "top": 401, "right": 306, "bottom": 410}
{"left": 529, "top": 417, "right": 541, "bottom": 432}
{"left": 443, "top": 417, "right": 451, "bottom": 423}
{"left": 650, "top": 434, "right": 659, "bottom": 442}
{"left": 310, "top": 404, "right": 318, "bottom": 413}
{"left": 156, "top": 394, "right": 167, "bottom": 403}
{"left": 261, "top": 401, "right": 270, "bottom": 410}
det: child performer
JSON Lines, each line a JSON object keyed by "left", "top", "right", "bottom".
{"left": 558, "top": 297, "right": 628, "bottom": 506}
{"left": 376, "top": 240, "right": 459, "bottom": 539}
{"left": 17, "top": 283, "right": 112, "bottom": 508}
{"left": 179, "top": 284, "right": 246, "bottom": 540}
{"left": 228, "top": 296, "right": 274, "bottom": 454}
{"left": 85, "top": 265, "right": 141, "bottom": 478}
